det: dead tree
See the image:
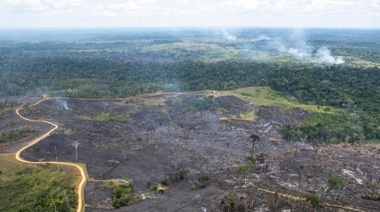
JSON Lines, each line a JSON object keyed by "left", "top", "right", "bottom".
{"left": 146, "top": 126, "right": 156, "bottom": 139}
{"left": 257, "top": 152, "right": 267, "bottom": 164}
{"left": 183, "top": 125, "right": 197, "bottom": 139}
{"left": 54, "top": 145, "right": 58, "bottom": 161}
{"left": 72, "top": 141, "right": 80, "bottom": 161}
{"left": 246, "top": 134, "right": 261, "bottom": 155}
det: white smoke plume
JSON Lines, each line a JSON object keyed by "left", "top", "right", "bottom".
{"left": 222, "top": 30, "right": 237, "bottom": 41}
{"left": 56, "top": 99, "right": 69, "bottom": 110}
{"left": 269, "top": 29, "right": 345, "bottom": 65}
{"left": 273, "top": 40, "right": 344, "bottom": 65}
{"left": 314, "top": 46, "right": 345, "bottom": 65}
{"left": 251, "top": 35, "right": 271, "bottom": 42}
{"left": 273, "top": 36, "right": 314, "bottom": 59}
{"left": 287, "top": 47, "right": 313, "bottom": 59}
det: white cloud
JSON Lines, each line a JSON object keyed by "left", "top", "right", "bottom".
{"left": 219, "top": 0, "right": 259, "bottom": 14}
{"left": 3, "top": 0, "right": 46, "bottom": 12}
{"left": 0, "top": 0, "right": 378, "bottom": 28}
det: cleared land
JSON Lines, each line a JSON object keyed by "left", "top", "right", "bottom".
{"left": 0, "top": 88, "right": 377, "bottom": 211}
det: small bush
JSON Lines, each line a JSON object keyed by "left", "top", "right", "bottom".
{"left": 170, "top": 170, "right": 186, "bottom": 183}
{"left": 236, "top": 165, "right": 249, "bottom": 174}
{"left": 245, "top": 156, "right": 256, "bottom": 165}
{"left": 306, "top": 195, "right": 322, "bottom": 208}
{"left": 196, "top": 175, "right": 211, "bottom": 189}
{"left": 146, "top": 182, "right": 157, "bottom": 192}
{"left": 198, "top": 175, "right": 210, "bottom": 183}
{"left": 106, "top": 181, "right": 134, "bottom": 208}
{"left": 160, "top": 180, "right": 169, "bottom": 186}
{"left": 225, "top": 192, "right": 235, "bottom": 208}
{"left": 328, "top": 176, "right": 344, "bottom": 190}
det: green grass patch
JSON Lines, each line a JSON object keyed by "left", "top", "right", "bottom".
{"left": 161, "top": 107, "right": 169, "bottom": 114}
{"left": 0, "top": 154, "right": 77, "bottom": 212}
{"left": 232, "top": 86, "right": 294, "bottom": 106}
{"left": 141, "top": 98, "right": 165, "bottom": 106}
{"left": 344, "top": 56, "right": 380, "bottom": 68}
{"left": 232, "top": 87, "right": 367, "bottom": 143}
{"left": 143, "top": 42, "right": 240, "bottom": 61}
{"left": 80, "top": 112, "right": 132, "bottom": 122}
{"left": 232, "top": 87, "right": 340, "bottom": 113}
{"left": 240, "top": 110, "right": 257, "bottom": 121}
{"left": 94, "top": 113, "right": 125, "bottom": 122}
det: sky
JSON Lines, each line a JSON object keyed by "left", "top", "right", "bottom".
{"left": 0, "top": 0, "right": 379, "bottom": 28}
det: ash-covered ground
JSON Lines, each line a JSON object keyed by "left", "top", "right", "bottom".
{"left": 7, "top": 92, "right": 380, "bottom": 211}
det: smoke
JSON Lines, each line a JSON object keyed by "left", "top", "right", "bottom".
{"left": 315, "top": 46, "right": 345, "bottom": 65}
{"left": 272, "top": 35, "right": 344, "bottom": 65}
{"left": 273, "top": 35, "right": 314, "bottom": 59}
{"left": 287, "top": 47, "right": 313, "bottom": 59}
{"left": 219, "top": 28, "right": 344, "bottom": 65}
{"left": 56, "top": 99, "right": 69, "bottom": 110}
{"left": 224, "top": 33, "right": 236, "bottom": 41}
{"left": 250, "top": 35, "right": 271, "bottom": 42}
{"left": 222, "top": 30, "right": 237, "bottom": 41}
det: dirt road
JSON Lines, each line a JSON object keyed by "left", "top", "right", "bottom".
{"left": 14, "top": 96, "right": 87, "bottom": 212}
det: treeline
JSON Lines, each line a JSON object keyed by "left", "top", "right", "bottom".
{"left": 282, "top": 111, "right": 380, "bottom": 143}
{"left": 0, "top": 39, "right": 379, "bottom": 142}
{"left": 0, "top": 128, "right": 35, "bottom": 144}
{"left": 0, "top": 101, "right": 19, "bottom": 114}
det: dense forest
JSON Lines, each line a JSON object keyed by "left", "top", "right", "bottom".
{"left": 0, "top": 28, "right": 379, "bottom": 142}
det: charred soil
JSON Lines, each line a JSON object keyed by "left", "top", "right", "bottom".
{"left": 5, "top": 91, "right": 380, "bottom": 211}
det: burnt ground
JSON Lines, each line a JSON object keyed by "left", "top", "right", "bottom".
{"left": 3, "top": 92, "right": 380, "bottom": 211}
{"left": 0, "top": 108, "right": 51, "bottom": 154}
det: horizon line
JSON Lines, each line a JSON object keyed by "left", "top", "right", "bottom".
{"left": 1, "top": 26, "right": 380, "bottom": 30}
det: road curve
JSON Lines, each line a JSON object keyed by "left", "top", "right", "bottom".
{"left": 14, "top": 96, "right": 87, "bottom": 212}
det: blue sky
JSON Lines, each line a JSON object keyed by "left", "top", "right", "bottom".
{"left": 0, "top": 0, "right": 379, "bottom": 28}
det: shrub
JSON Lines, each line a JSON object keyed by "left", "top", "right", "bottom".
{"left": 170, "top": 170, "right": 186, "bottom": 183}
{"left": 306, "top": 195, "right": 322, "bottom": 208}
{"left": 196, "top": 175, "right": 211, "bottom": 189}
{"left": 198, "top": 175, "right": 210, "bottom": 183}
{"left": 160, "top": 180, "right": 169, "bottom": 186}
{"left": 225, "top": 192, "right": 235, "bottom": 208}
{"left": 236, "top": 165, "right": 249, "bottom": 174}
{"left": 0, "top": 128, "right": 35, "bottom": 144}
{"left": 245, "top": 156, "right": 256, "bottom": 165}
{"left": 146, "top": 182, "right": 157, "bottom": 192}
{"left": 328, "top": 176, "right": 344, "bottom": 190}
{"left": 106, "top": 181, "right": 134, "bottom": 208}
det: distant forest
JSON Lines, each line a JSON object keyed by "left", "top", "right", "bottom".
{"left": 0, "top": 28, "right": 379, "bottom": 142}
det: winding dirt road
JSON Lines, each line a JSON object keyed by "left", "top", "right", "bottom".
{"left": 14, "top": 96, "right": 87, "bottom": 212}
